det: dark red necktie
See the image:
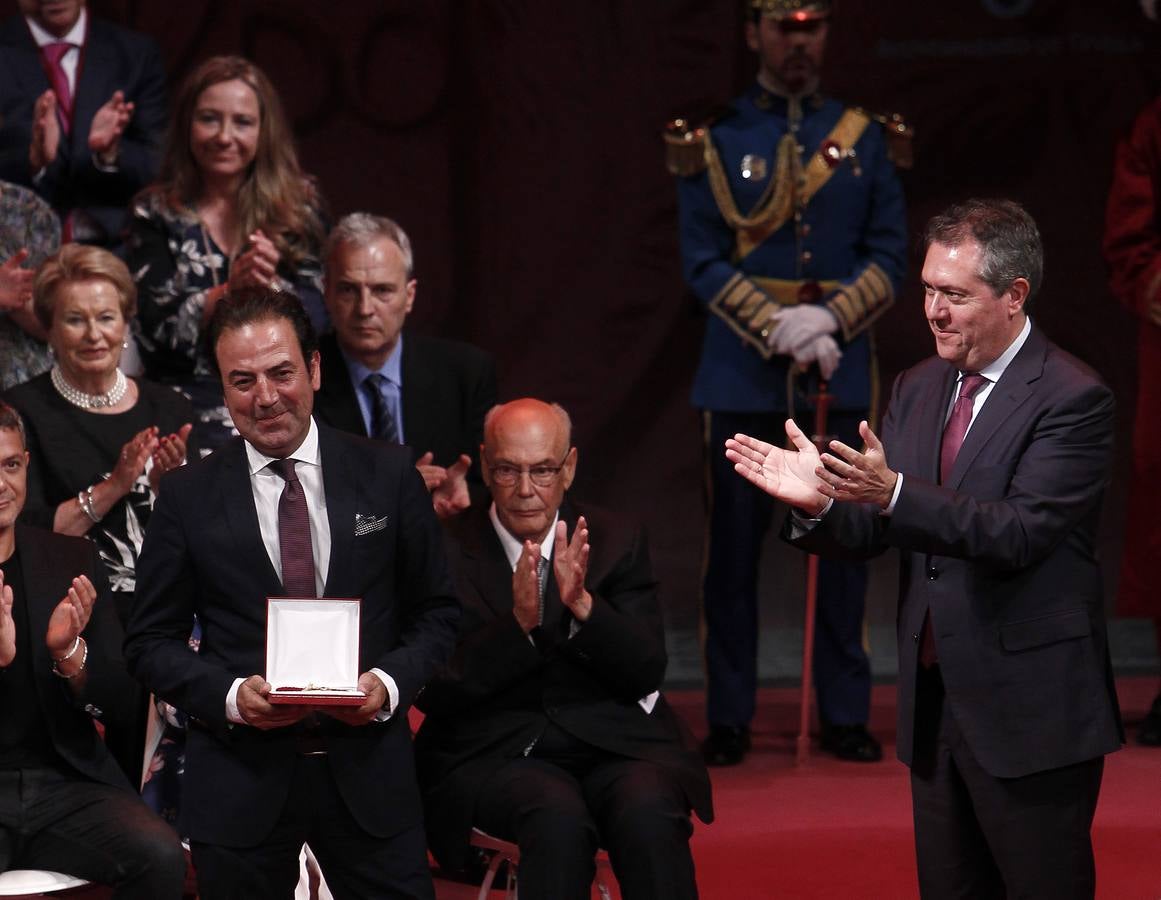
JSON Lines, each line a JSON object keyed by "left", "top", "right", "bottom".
{"left": 272, "top": 458, "right": 316, "bottom": 597}
{"left": 41, "top": 42, "right": 74, "bottom": 134}
{"left": 920, "top": 373, "right": 989, "bottom": 668}
{"left": 939, "top": 374, "right": 989, "bottom": 485}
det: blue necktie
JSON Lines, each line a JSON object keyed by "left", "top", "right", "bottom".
{"left": 362, "top": 373, "right": 399, "bottom": 443}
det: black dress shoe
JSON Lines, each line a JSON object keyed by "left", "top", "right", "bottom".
{"left": 701, "top": 725, "right": 751, "bottom": 766}
{"left": 1138, "top": 694, "right": 1161, "bottom": 747}
{"left": 820, "top": 723, "right": 883, "bottom": 762}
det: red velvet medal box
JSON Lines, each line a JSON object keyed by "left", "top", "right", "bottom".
{"left": 265, "top": 597, "right": 365, "bottom": 706}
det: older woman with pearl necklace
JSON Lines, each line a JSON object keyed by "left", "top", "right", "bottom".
{"left": 3, "top": 244, "right": 196, "bottom": 780}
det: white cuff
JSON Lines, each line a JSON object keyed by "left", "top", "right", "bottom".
{"left": 225, "top": 677, "right": 245, "bottom": 724}
{"left": 369, "top": 667, "right": 398, "bottom": 721}
{"left": 882, "top": 473, "right": 904, "bottom": 516}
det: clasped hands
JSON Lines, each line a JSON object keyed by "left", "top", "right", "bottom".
{"left": 725, "top": 418, "right": 898, "bottom": 515}
{"left": 765, "top": 303, "right": 842, "bottom": 379}
{"left": 236, "top": 671, "right": 388, "bottom": 730}
{"left": 512, "top": 516, "right": 591, "bottom": 634}
{"left": 0, "top": 569, "right": 95, "bottom": 676}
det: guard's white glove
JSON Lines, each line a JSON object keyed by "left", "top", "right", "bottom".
{"left": 764, "top": 303, "right": 839, "bottom": 354}
{"left": 792, "top": 334, "right": 843, "bottom": 380}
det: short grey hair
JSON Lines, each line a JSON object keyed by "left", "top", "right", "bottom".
{"left": 924, "top": 198, "right": 1043, "bottom": 306}
{"left": 483, "top": 401, "right": 573, "bottom": 450}
{"left": 0, "top": 400, "right": 27, "bottom": 450}
{"left": 324, "top": 212, "right": 415, "bottom": 278}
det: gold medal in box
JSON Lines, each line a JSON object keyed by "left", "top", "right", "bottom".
{"left": 266, "top": 597, "right": 365, "bottom": 706}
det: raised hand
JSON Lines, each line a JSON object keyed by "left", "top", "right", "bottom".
{"left": 112, "top": 426, "right": 159, "bottom": 495}
{"left": 724, "top": 420, "right": 829, "bottom": 514}
{"left": 88, "top": 90, "right": 135, "bottom": 162}
{"left": 554, "top": 516, "right": 592, "bottom": 622}
{"left": 29, "top": 89, "right": 60, "bottom": 171}
{"left": 236, "top": 674, "right": 310, "bottom": 729}
{"left": 431, "top": 454, "right": 471, "bottom": 519}
{"left": 149, "top": 423, "right": 193, "bottom": 495}
{"left": 414, "top": 451, "right": 447, "bottom": 492}
{"left": 0, "top": 571, "right": 15, "bottom": 667}
{"left": 45, "top": 575, "right": 95, "bottom": 660}
{"left": 229, "top": 229, "right": 280, "bottom": 290}
{"left": 816, "top": 420, "right": 898, "bottom": 509}
{"left": 0, "top": 249, "right": 34, "bottom": 313}
{"left": 511, "top": 540, "right": 542, "bottom": 634}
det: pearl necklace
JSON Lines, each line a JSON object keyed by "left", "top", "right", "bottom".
{"left": 50, "top": 366, "right": 128, "bottom": 409}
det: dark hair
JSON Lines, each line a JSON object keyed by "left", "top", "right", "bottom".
{"left": 0, "top": 401, "right": 27, "bottom": 450}
{"left": 924, "top": 198, "right": 1043, "bottom": 306}
{"left": 206, "top": 286, "right": 318, "bottom": 373}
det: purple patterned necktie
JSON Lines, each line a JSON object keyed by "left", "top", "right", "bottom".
{"left": 41, "top": 42, "right": 74, "bottom": 134}
{"left": 272, "top": 458, "right": 316, "bottom": 597}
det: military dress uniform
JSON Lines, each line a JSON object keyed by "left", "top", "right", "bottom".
{"left": 670, "top": 81, "right": 909, "bottom": 753}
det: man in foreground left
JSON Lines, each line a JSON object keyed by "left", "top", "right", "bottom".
{"left": 0, "top": 399, "right": 185, "bottom": 897}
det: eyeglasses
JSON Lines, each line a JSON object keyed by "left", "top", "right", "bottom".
{"left": 485, "top": 452, "right": 570, "bottom": 487}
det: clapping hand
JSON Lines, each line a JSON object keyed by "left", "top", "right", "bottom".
{"left": 29, "top": 89, "right": 60, "bottom": 171}
{"left": 511, "top": 540, "right": 542, "bottom": 634}
{"left": 148, "top": 423, "right": 193, "bottom": 495}
{"left": 553, "top": 516, "right": 592, "bottom": 622}
{"left": 725, "top": 420, "right": 829, "bottom": 515}
{"left": 89, "top": 90, "right": 135, "bottom": 164}
{"left": 431, "top": 454, "right": 471, "bottom": 519}
{"left": 0, "top": 571, "right": 15, "bottom": 667}
{"left": 229, "top": 230, "right": 280, "bottom": 290}
{"left": 45, "top": 575, "right": 95, "bottom": 660}
{"left": 112, "top": 427, "right": 159, "bottom": 495}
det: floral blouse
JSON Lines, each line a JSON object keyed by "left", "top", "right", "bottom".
{"left": 125, "top": 189, "right": 329, "bottom": 450}
{"left": 0, "top": 181, "right": 60, "bottom": 391}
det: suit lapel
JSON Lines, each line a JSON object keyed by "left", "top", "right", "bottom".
{"left": 1, "top": 20, "right": 51, "bottom": 101}
{"left": 400, "top": 333, "right": 434, "bottom": 456}
{"left": 947, "top": 326, "right": 1045, "bottom": 489}
{"left": 457, "top": 506, "right": 522, "bottom": 622}
{"left": 69, "top": 20, "right": 108, "bottom": 158}
{"left": 16, "top": 525, "right": 56, "bottom": 676}
{"left": 318, "top": 425, "right": 357, "bottom": 597}
{"left": 219, "top": 441, "right": 282, "bottom": 596}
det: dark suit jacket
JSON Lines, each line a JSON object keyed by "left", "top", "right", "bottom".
{"left": 0, "top": 14, "right": 166, "bottom": 244}
{"left": 9, "top": 524, "right": 131, "bottom": 791}
{"left": 788, "top": 325, "right": 1123, "bottom": 778}
{"left": 414, "top": 502, "right": 713, "bottom": 870}
{"left": 313, "top": 331, "right": 497, "bottom": 480}
{"left": 124, "top": 423, "right": 460, "bottom": 846}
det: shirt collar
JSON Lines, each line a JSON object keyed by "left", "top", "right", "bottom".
{"left": 973, "top": 315, "right": 1032, "bottom": 384}
{"left": 488, "top": 504, "right": 559, "bottom": 571}
{"left": 244, "top": 416, "right": 322, "bottom": 477}
{"left": 26, "top": 7, "right": 87, "bottom": 48}
{"left": 344, "top": 333, "right": 404, "bottom": 390}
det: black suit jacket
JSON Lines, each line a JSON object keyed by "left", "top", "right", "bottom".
{"left": 414, "top": 502, "right": 712, "bottom": 869}
{"left": 788, "top": 325, "right": 1123, "bottom": 778}
{"left": 8, "top": 525, "right": 131, "bottom": 790}
{"left": 314, "top": 331, "right": 497, "bottom": 477}
{"left": 124, "top": 423, "right": 460, "bottom": 846}
{"left": 0, "top": 14, "right": 166, "bottom": 244}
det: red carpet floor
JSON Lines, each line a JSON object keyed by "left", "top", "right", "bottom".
{"left": 436, "top": 676, "right": 1161, "bottom": 899}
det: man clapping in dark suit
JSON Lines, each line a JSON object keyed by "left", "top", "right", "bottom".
{"left": 725, "top": 199, "right": 1122, "bottom": 899}
{"left": 0, "top": 0, "right": 166, "bottom": 247}
{"left": 0, "top": 400, "right": 184, "bottom": 897}
{"left": 313, "top": 213, "right": 497, "bottom": 518}
{"left": 415, "top": 398, "right": 712, "bottom": 900}
{"left": 125, "top": 288, "right": 460, "bottom": 899}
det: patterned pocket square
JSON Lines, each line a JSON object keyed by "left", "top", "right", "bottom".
{"left": 354, "top": 513, "right": 389, "bottom": 536}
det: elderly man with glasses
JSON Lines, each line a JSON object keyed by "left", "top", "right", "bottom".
{"left": 415, "top": 398, "right": 713, "bottom": 900}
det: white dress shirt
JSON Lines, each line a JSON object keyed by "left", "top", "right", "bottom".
{"left": 226, "top": 418, "right": 396, "bottom": 723}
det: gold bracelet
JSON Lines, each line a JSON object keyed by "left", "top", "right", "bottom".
{"left": 51, "top": 636, "right": 87, "bottom": 679}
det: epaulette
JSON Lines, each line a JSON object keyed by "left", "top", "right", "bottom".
{"left": 856, "top": 107, "right": 915, "bottom": 170}
{"left": 664, "top": 118, "right": 709, "bottom": 176}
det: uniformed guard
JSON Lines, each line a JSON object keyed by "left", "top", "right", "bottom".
{"left": 668, "top": 0, "right": 910, "bottom": 766}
